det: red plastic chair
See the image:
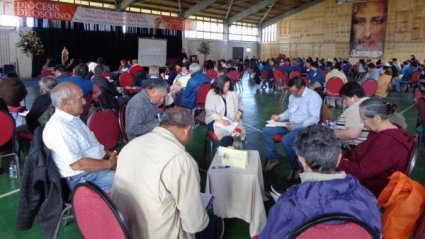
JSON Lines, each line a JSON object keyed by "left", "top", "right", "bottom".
{"left": 87, "top": 109, "right": 121, "bottom": 150}
{"left": 322, "top": 69, "right": 327, "bottom": 78}
{"left": 206, "top": 69, "right": 218, "bottom": 81}
{"left": 362, "top": 80, "right": 378, "bottom": 96}
{"left": 118, "top": 104, "right": 128, "bottom": 143}
{"left": 72, "top": 182, "right": 131, "bottom": 239}
{"left": 260, "top": 69, "right": 269, "bottom": 80}
{"left": 287, "top": 213, "right": 379, "bottom": 239}
{"left": 324, "top": 77, "right": 344, "bottom": 107}
{"left": 0, "top": 111, "right": 20, "bottom": 180}
{"left": 289, "top": 71, "right": 301, "bottom": 80}
{"left": 41, "top": 69, "right": 53, "bottom": 77}
{"left": 119, "top": 73, "right": 133, "bottom": 88}
{"left": 128, "top": 64, "right": 143, "bottom": 76}
{"left": 81, "top": 93, "right": 93, "bottom": 121}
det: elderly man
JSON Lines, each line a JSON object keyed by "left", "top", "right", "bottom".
{"left": 125, "top": 78, "right": 170, "bottom": 140}
{"left": 43, "top": 82, "right": 117, "bottom": 192}
{"left": 263, "top": 77, "right": 322, "bottom": 177}
{"left": 113, "top": 107, "right": 209, "bottom": 238}
{"left": 180, "top": 63, "right": 210, "bottom": 109}
{"left": 260, "top": 125, "right": 381, "bottom": 239}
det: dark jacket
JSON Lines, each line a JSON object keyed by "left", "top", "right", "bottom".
{"left": 26, "top": 94, "right": 52, "bottom": 132}
{"left": 16, "top": 128, "right": 65, "bottom": 238}
{"left": 92, "top": 76, "right": 120, "bottom": 110}
{"left": 338, "top": 126, "right": 415, "bottom": 196}
{"left": 181, "top": 71, "right": 210, "bottom": 109}
{"left": 260, "top": 174, "right": 381, "bottom": 239}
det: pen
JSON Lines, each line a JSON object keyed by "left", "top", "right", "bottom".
{"left": 212, "top": 165, "right": 231, "bottom": 169}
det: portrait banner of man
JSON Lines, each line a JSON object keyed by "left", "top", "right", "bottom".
{"left": 349, "top": 0, "right": 388, "bottom": 58}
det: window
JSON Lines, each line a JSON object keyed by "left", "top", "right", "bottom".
{"left": 262, "top": 23, "right": 276, "bottom": 42}
{"left": 185, "top": 18, "right": 224, "bottom": 40}
{"left": 0, "top": 15, "right": 20, "bottom": 27}
{"left": 229, "top": 22, "right": 258, "bottom": 42}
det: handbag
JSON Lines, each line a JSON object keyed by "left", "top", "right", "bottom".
{"left": 378, "top": 171, "right": 425, "bottom": 239}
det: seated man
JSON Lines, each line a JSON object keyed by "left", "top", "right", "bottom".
{"left": 260, "top": 125, "right": 381, "bottom": 239}
{"left": 394, "top": 61, "right": 419, "bottom": 92}
{"left": 306, "top": 61, "right": 325, "bottom": 89}
{"left": 62, "top": 64, "right": 94, "bottom": 97}
{"left": 113, "top": 107, "right": 209, "bottom": 238}
{"left": 180, "top": 63, "right": 210, "bottom": 108}
{"left": 361, "top": 63, "right": 380, "bottom": 84}
{"left": 43, "top": 82, "right": 117, "bottom": 192}
{"left": 125, "top": 78, "right": 169, "bottom": 140}
{"left": 335, "top": 82, "right": 369, "bottom": 149}
{"left": 263, "top": 77, "right": 322, "bottom": 176}
{"left": 92, "top": 65, "right": 120, "bottom": 111}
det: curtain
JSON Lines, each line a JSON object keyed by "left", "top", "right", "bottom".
{"left": 0, "top": 28, "right": 12, "bottom": 67}
{"left": 32, "top": 19, "right": 182, "bottom": 77}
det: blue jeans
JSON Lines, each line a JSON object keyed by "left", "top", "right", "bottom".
{"left": 263, "top": 127, "right": 303, "bottom": 171}
{"left": 394, "top": 77, "right": 408, "bottom": 92}
{"left": 68, "top": 170, "right": 115, "bottom": 193}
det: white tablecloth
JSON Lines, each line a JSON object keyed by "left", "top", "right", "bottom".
{"left": 205, "top": 150, "right": 267, "bottom": 237}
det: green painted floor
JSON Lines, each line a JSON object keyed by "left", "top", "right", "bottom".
{"left": 1, "top": 75, "right": 424, "bottom": 239}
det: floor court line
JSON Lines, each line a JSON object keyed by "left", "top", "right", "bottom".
{"left": 400, "top": 103, "right": 416, "bottom": 115}
{"left": 0, "top": 189, "right": 20, "bottom": 199}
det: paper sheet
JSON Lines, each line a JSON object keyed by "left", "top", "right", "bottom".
{"left": 265, "top": 120, "right": 289, "bottom": 127}
{"left": 215, "top": 117, "right": 239, "bottom": 133}
{"left": 218, "top": 146, "right": 248, "bottom": 168}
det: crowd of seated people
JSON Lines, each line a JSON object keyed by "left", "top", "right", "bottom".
{"left": 5, "top": 51, "right": 425, "bottom": 239}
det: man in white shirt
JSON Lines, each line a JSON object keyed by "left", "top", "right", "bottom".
{"left": 263, "top": 77, "right": 322, "bottom": 178}
{"left": 112, "top": 107, "right": 209, "bottom": 238}
{"left": 43, "top": 82, "right": 117, "bottom": 192}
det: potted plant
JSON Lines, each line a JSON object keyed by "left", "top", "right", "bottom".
{"left": 197, "top": 41, "right": 210, "bottom": 61}
{"left": 16, "top": 30, "right": 45, "bottom": 57}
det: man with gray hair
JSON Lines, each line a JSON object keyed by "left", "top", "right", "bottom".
{"left": 260, "top": 125, "right": 381, "bottom": 238}
{"left": 113, "top": 107, "right": 209, "bottom": 238}
{"left": 180, "top": 63, "right": 210, "bottom": 108}
{"left": 43, "top": 82, "right": 117, "bottom": 192}
{"left": 125, "top": 78, "right": 170, "bottom": 140}
{"left": 25, "top": 76, "right": 57, "bottom": 132}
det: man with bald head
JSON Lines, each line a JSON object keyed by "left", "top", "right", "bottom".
{"left": 43, "top": 82, "right": 116, "bottom": 192}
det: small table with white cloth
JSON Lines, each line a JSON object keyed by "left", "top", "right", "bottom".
{"left": 205, "top": 150, "right": 267, "bottom": 237}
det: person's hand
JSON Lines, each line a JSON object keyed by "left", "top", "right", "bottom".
{"left": 108, "top": 151, "right": 118, "bottom": 169}
{"left": 271, "top": 114, "right": 280, "bottom": 121}
{"left": 236, "top": 111, "right": 242, "bottom": 121}
{"left": 285, "top": 123, "right": 292, "bottom": 131}
{"left": 218, "top": 118, "right": 231, "bottom": 126}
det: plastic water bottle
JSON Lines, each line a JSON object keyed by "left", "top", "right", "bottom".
{"left": 9, "top": 162, "right": 17, "bottom": 179}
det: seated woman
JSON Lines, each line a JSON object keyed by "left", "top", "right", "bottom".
{"left": 335, "top": 82, "right": 369, "bottom": 149}
{"left": 375, "top": 65, "right": 393, "bottom": 98}
{"left": 260, "top": 125, "right": 381, "bottom": 239}
{"left": 337, "top": 97, "right": 414, "bottom": 197}
{"left": 205, "top": 75, "right": 244, "bottom": 146}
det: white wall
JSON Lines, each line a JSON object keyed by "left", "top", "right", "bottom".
{"left": 0, "top": 26, "right": 32, "bottom": 78}
{"left": 182, "top": 38, "right": 258, "bottom": 63}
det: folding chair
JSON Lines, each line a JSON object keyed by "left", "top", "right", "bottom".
{"left": 118, "top": 104, "right": 129, "bottom": 144}
{"left": 0, "top": 111, "right": 20, "bottom": 180}
{"left": 324, "top": 77, "right": 344, "bottom": 108}
{"left": 72, "top": 181, "right": 131, "bottom": 239}
{"left": 192, "top": 83, "right": 211, "bottom": 126}
{"left": 287, "top": 213, "right": 379, "bottom": 239}
{"left": 87, "top": 109, "right": 121, "bottom": 150}
{"left": 362, "top": 79, "right": 378, "bottom": 96}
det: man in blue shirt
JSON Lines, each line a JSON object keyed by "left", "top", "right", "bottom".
{"left": 62, "top": 64, "right": 94, "bottom": 97}
{"left": 306, "top": 61, "right": 324, "bottom": 89}
{"left": 263, "top": 77, "right": 322, "bottom": 178}
{"left": 395, "top": 61, "right": 419, "bottom": 92}
{"left": 180, "top": 63, "right": 210, "bottom": 109}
